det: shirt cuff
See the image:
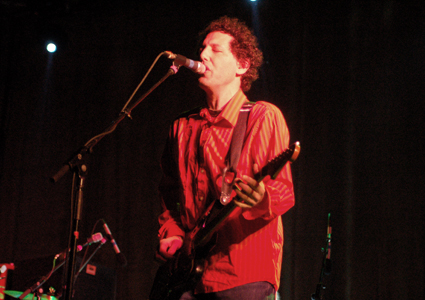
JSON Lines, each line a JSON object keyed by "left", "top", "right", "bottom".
{"left": 158, "top": 223, "right": 186, "bottom": 240}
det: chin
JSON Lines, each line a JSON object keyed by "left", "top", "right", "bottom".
{"left": 198, "top": 78, "right": 209, "bottom": 89}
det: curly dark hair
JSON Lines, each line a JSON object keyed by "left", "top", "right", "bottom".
{"left": 199, "top": 16, "right": 263, "bottom": 92}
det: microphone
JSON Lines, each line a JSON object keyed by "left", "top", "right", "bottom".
{"left": 102, "top": 219, "right": 127, "bottom": 266}
{"left": 325, "top": 213, "right": 332, "bottom": 275}
{"left": 79, "top": 232, "right": 104, "bottom": 249}
{"left": 164, "top": 51, "right": 206, "bottom": 74}
{"left": 55, "top": 233, "right": 104, "bottom": 260}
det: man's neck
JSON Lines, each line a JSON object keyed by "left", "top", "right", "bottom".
{"left": 205, "top": 85, "right": 241, "bottom": 111}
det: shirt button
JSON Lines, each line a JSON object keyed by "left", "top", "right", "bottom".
{"left": 200, "top": 168, "right": 205, "bottom": 174}
{"left": 199, "top": 196, "right": 204, "bottom": 201}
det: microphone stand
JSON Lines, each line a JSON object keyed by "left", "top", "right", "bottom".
{"left": 18, "top": 260, "right": 66, "bottom": 299}
{"left": 71, "top": 238, "right": 107, "bottom": 298}
{"left": 50, "top": 63, "right": 180, "bottom": 300}
{"left": 18, "top": 236, "right": 104, "bottom": 300}
{"left": 311, "top": 213, "right": 332, "bottom": 300}
{"left": 76, "top": 239, "right": 106, "bottom": 276}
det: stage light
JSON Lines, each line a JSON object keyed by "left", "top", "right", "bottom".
{"left": 46, "top": 42, "right": 57, "bottom": 53}
{"left": 37, "top": 20, "right": 67, "bottom": 53}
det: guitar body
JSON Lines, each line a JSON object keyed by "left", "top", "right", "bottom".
{"left": 149, "top": 142, "right": 300, "bottom": 300}
{"left": 149, "top": 225, "right": 217, "bottom": 300}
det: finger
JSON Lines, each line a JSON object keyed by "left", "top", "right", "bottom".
{"left": 159, "top": 245, "right": 174, "bottom": 259}
{"left": 242, "top": 175, "right": 264, "bottom": 193}
{"left": 238, "top": 179, "right": 264, "bottom": 201}
{"left": 234, "top": 181, "right": 254, "bottom": 200}
{"left": 159, "top": 240, "right": 176, "bottom": 258}
{"left": 233, "top": 199, "right": 254, "bottom": 209}
{"left": 233, "top": 193, "right": 255, "bottom": 208}
{"left": 168, "top": 243, "right": 180, "bottom": 255}
{"left": 234, "top": 188, "right": 257, "bottom": 206}
{"left": 159, "top": 242, "right": 170, "bottom": 254}
{"left": 235, "top": 178, "right": 256, "bottom": 194}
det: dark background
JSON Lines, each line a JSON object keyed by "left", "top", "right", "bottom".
{"left": 1, "top": 0, "right": 424, "bottom": 299}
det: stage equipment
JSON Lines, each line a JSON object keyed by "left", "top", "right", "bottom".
{"left": 49, "top": 51, "right": 197, "bottom": 300}
{"left": 164, "top": 51, "right": 206, "bottom": 74}
{"left": 37, "top": 20, "right": 67, "bottom": 53}
{"left": 1, "top": 263, "right": 15, "bottom": 299}
{"left": 102, "top": 220, "right": 127, "bottom": 266}
{"left": 311, "top": 213, "right": 332, "bottom": 300}
{"left": 15, "top": 233, "right": 106, "bottom": 300}
{"left": 5, "top": 254, "right": 116, "bottom": 300}
{"left": 4, "top": 290, "right": 58, "bottom": 299}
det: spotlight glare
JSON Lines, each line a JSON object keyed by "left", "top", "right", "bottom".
{"left": 46, "top": 42, "right": 57, "bottom": 53}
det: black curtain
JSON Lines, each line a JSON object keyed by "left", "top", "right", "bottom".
{"left": 1, "top": 1, "right": 423, "bottom": 299}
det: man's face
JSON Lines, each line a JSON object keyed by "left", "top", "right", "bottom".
{"left": 198, "top": 31, "right": 245, "bottom": 93}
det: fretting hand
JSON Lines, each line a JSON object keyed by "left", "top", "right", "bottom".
{"left": 233, "top": 164, "right": 265, "bottom": 209}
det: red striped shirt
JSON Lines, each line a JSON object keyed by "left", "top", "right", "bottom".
{"left": 158, "top": 89, "right": 295, "bottom": 293}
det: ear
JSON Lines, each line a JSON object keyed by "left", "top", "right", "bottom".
{"left": 236, "top": 59, "right": 250, "bottom": 76}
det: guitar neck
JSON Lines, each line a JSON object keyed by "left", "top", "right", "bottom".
{"left": 193, "top": 172, "right": 267, "bottom": 248}
{"left": 193, "top": 142, "right": 300, "bottom": 249}
{"left": 194, "top": 201, "right": 237, "bottom": 248}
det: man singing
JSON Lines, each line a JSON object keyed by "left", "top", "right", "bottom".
{"left": 155, "top": 16, "right": 295, "bottom": 300}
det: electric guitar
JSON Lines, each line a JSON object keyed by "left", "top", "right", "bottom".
{"left": 149, "top": 142, "right": 301, "bottom": 300}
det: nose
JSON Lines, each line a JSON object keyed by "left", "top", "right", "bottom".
{"left": 200, "top": 46, "right": 209, "bottom": 62}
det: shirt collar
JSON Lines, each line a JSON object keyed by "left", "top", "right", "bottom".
{"left": 199, "top": 89, "right": 247, "bottom": 127}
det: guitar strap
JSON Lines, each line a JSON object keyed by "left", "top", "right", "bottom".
{"left": 220, "top": 102, "right": 255, "bottom": 205}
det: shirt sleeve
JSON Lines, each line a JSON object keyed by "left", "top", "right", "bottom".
{"left": 242, "top": 102, "right": 295, "bottom": 220}
{"left": 157, "top": 122, "right": 186, "bottom": 240}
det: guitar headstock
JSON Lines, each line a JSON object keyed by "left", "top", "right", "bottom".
{"left": 256, "top": 141, "right": 300, "bottom": 181}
